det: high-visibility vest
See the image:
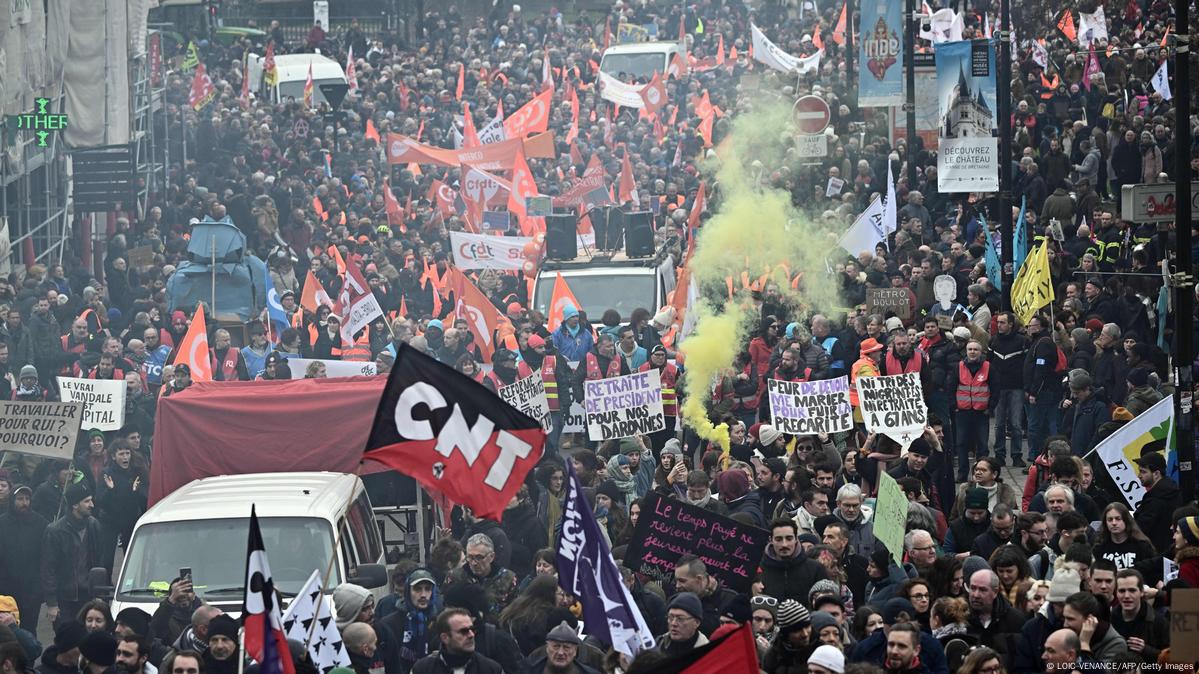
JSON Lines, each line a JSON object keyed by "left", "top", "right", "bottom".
{"left": 342, "top": 339, "right": 372, "bottom": 362}
{"left": 584, "top": 352, "right": 621, "bottom": 380}
{"left": 822, "top": 336, "right": 845, "bottom": 372}
{"left": 472, "top": 369, "right": 500, "bottom": 392}
{"left": 86, "top": 367, "right": 125, "bottom": 381}
{"left": 60, "top": 335, "right": 87, "bottom": 375}
{"left": 885, "top": 350, "right": 924, "bottom": 376}
{"left": 542, "top": 355, "right": 560, "bottom": 411}
{"left": 732, "top": 364, "right": 762, "bottom": 412}
{"left": 850, "top": 357, "right": 880, "bottom": 407}
{"left": 641, "top": 362, "right": 679, "bottom": 416}
{"left": 955, "top": 360, "right": 991, "bottom": 411}
{"left": 210, "top": 348, "right": 242, "bottom": 381}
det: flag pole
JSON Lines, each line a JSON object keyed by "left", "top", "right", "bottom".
{"left": 237, "top": 629, "right": 245, "bottom": 674}
{"left": 305, "top": 490, "right": 355, "bottom": 652}
{"left": 211, "top": 237, "right": 217, "bottom": 320}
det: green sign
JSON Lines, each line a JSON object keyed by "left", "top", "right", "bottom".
{"left": 7, "top": 98, "right": 69, "bottom": 147}
{"left": 874, "top": 472, "right": 909, "bottom": 567}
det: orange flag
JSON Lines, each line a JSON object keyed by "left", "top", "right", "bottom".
{"left": 447, "top": 268, "right": 504, "bottom": 362}
{"left": 833, "top": 2, "right": 847, "bottom": 45}
{"left": 171, "top": 303, "right": 213, "bottom": 382}
{"left": 421, "top": 258, "right": 444, "bottom": 318}
{"left": 382, "top": 179, "right": 406, "bottom": 231}
{"left": 456, "top": 63, "right": 465, "bottom": 100}
{"left": 716, "top": 35, "right": 725, "bottom": 65}
{"left": 301, "top": 269, "right": 332, "bottom": 313}
{"left": 1161, "top": 25, "right": 1172, "bottom": 47}
{"left": 398, "top": 295, "right": 409, "bottom": 320}
{"left": 312, "top": 195, "right": 327, "bottom": 222}
{"left": 462, "top": 103, "right": 481, "bottom": 148}
{"left": 547, "top": 272, "right": 582, "bottom": 333}
{"left": 698, "top": 110, "right": 715, "bottom": 147}
{"left": 813, "top": 26, "right": 824, "bottom": 51}
{"left": 365, "top": 118, "right": 381, "bottom": 143}
{"left": 1057, "top": 10, "right": 1077, "bottom": 42}
{"left": 327, "top": 245, "right": 346, "bottom": 277}
{"left": 729, "top": 44, "right": 738, "bottom": 61}
{"left": 618, "top": 151, "right": 638, "bottom": 204}
{"left": 688, "top": 181, "right": 706, "bottom": 231}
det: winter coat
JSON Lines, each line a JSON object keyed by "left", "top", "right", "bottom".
{"left": 41, "top": 514, "right": 102, "bottom": 607}
{"left": 36, "top": 646, "right": 80, "bottom": 674}
{"left": 864, "top": 561, "right": 911, "bottom": 605}
{"left": 850, "top": 628, "right": 949, "bottom": 674}
{"left": 0, "top": 508, "right": 49, "bottom": 594}
{"left": 1086, "top": 625, "right": 1130, "bottom": 661}
{"left": 410, "top": 651, "right": 502, "bottom": 674}
{"left": 499, "top": 502, "right": 546, "bottom": 580}
{"left": 1064, "top": 390, "right": 1111, "bottom": 456}
{"left": 966, "top": 595, "right": 1027, "bottom": 661}
{"left": 759, "top": 544, "right": 830, "bottom": 605}
{"left": 1125, "top": 384, "right": 1165, "bottom": 417}
{"left": 525, "top": 655, "right": 601, "bottom": 674}
{"left": 944, "top": 516, "right": 990, "bottom": 555}
{"left": 95, "top": 463, "right": 148, "bottom": 544}
{"left": 1111, "top": 601, "right": 1168, "bottom": 663}
{"left": 1177, "top": 546, "right": 1199, "bottom": 590}
{"left": 723, "top": 491, "right": 765, "bottom": 528}
{"left": 445, "top": 563, "right": 517, "bottom": 624}
{"left": 1011, "top": 606, "right": 1061, "bottom": 674}
{"left": 833, "top": 507, "right": 876, "bottom": 559}
{"left": 1135, "top": 476, "right": 1182, "bottom": 554}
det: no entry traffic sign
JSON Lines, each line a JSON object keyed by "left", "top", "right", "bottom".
{"left": 793, "top": 95, "right": 831, "bottom": 135}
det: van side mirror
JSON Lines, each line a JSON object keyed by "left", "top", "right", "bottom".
{"left": 89, "top": 567, "right": 114, "bottom": 601}
{"left": 347, "top": 563, "right": 388, "bottom": 589}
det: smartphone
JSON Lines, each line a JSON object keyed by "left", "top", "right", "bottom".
{"left": 180, "top": 567, "right": 192, "bottom": 582}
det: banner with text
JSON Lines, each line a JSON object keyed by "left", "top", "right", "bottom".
{"left": 500, "top": 372, "right": 552, "bottom": 432}
{"left": 855, "top": 373, "right": 927, "bottom": 450}
{"left": 768, "top": 376, "right": 853, "bottom": 434}
{"left": 857, "top": 0, "right": 904, "bottom": 107}
{"left": 285, "top": 358, "right": 377, "bottom": 380}
{"left": 57, "top": 377, "right": 126, "bottom": 431}
{"left": 0, "top": 401, "right": 83, "bottom": 459}
{"left": 563, "top": 400, "right": 587, "bottom": 434}
{"left": 624, "top": 492, "right": 768, "bottom": 593}
{"left": 585, "top": 370, "right": 665, "bottom": 441}
{"left": 874, "top": 473, "right": 910, "bottom": 566}
{"left": 1092, "top": 396, "right": 1174, "bottom": 511}
{"left": 936, "top": 40, "right": 999, "bottom": 192}
{"left": 449, "top": 231, "right": 531, "bottom": 270}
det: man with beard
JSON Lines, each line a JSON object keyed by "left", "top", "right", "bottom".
{"left": 490, "top": 349, "right": 530, "bottom": 387}
{"left": 527, "top": 622, "right": 600, "bottom": 674}
{"left": 159, "top": 364, "right": 191, "bottom": 398}
{"left": 343, "top": 623, "right": 378, "bottom": 674}
{"left": 43, "top": 483, "right": 102, "bottom": 626}
{"left": 200, "top": 616, "right": 240, "bottom": 674}
{"left": 37, "top": 621, "right": 86, "bottom": 674}
{"left": 761, "top": 600, "right": 812, "bottom": 673}
{"left": 882, "top": 623, "right": 923, "bottom": 674}
{"left": 381, "top": 570, "right": 439, "bottom": 673}
{"left": 411, "top": 608, "right": 502, "bottom": 674}
{"left": 682, "top": 470, "right": 726, "bottom": 515}
{"left": 0, "top": 485, "right": 48, "bottom": 632}
{"left": 965, "top": 569, "right": 1026, "bottom": 660}
{"left": 791, "top": 487, "right": 828, "bottom": 537}
{"left": 759, "top": 520, "right": 829, "bottom": 606}
{"left": 239, "top": 324, "right": 272, "bottom": 380}
{"left": 1016, "top": 512, "right": 1053, "bottom": 579}
{"left": 257, "top": 352, "right": 290, "bottom": 381}
{"left": 114, "top": 637, "right": 151, "bottom": 674}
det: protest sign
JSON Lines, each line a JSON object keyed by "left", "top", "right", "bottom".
{"left": 500, "top": 372, "right": 552, "bottom": 432}
{"left": 624, "top": 492, "right": 768, "bottom": 593}
{"left": 874, "top": 473, "right": 910, "bottom": 566}
{"left": 855, "top": 373, "right": 927, "bottom": 450}
{"left": 0, "top": 401, "right": 83, "bottom": 459}
{"left": 825, "top": 176, "right": 845, "bottom": 197}
{"left": 584, "top": 370, "right": 665, "bottom": 441}
{"left": 57, "top": 377, "right": 126, "bottom": 431}
{"left": 126, "top": 245, "right": 157, "bottom": 268}
{"left": 1170, "top": 589, "right": 1199, "bottom": 661}
{"left": 867, "top": 288, "right": 912, "bottom": 320}
{"left": 1166, "top": 558, "right": 1180, "bottom": 583}
{"left": 767, "top": 377, "right": 853, "bottom": 435}
{"left": 562, "top": 401, "right": 587, "bottom": 434}
{"left": 286, "top": 358, "right": 377, "bottom": 380}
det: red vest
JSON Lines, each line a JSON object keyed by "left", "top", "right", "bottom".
{"left": 733, "top": 365, "right": 762, "bottom": 412}
{"left": 342, "top": 341, "right": 372, "bottom": 362}
{"left": 86, "top": 367, "right": 125, "bottom": 381}
{"left": 885, "top": 350, "right": 924, "bottom": 376}
{"left": 211, "top": 349, "right": 242, "bottom": 381}
{"left": 640, "top": 362, "right": 679, "bottom": 416}
{"left": 60, "top": 335, "right": 88, "bottom": 376}
{"left": 517, "top": 361, "right": 533, "bottom": 378}
{"left": 955, "top": 361, "right": 991, "bottom": 411}
{"left": 542, "top": 355, "right": 560, "bottom": 411}
{"left": 472, "top": 369, "right": 500, "bottom": 392}
{"left": 584, "top": 352, "right": 621, "bottom": 380}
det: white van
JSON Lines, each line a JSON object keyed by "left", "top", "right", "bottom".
{"left": 532, "top": 251, "right": 676, "bottom": 324}
{"left": 247, "top": 53, "right": 349, "bottom": 106}
{"left": 599, "top": 42, "right": 683, "bottom": 80}
{"left": 109, "top": 472, "right": 387, "bottom": 617}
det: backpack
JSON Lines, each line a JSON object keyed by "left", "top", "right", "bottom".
{"left": 1054, "top": 345, "right": 1068, "bottom": 373}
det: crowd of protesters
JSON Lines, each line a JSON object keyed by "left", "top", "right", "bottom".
{"left": 1, "top": 0, "right": 1198, "bottom": 673}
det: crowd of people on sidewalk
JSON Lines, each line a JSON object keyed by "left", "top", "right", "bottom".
{"left": 1, "top": 0, "right": 1198, "bottom": 673}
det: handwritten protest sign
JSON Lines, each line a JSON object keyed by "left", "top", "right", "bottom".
{"left": 286, "top": 358, "right": 377, "bottom": 380}
{"left": 1170, "top": 589, "right": 1199, "bottom": 661}
{"left": 874, "top": 472, "right": 910, "bottom": 566}
{"left": 867, "top": 288, "right": 912, "bottom": 320}
{"left": 768, "top": 376, "right": 853, "bottom": 434}
{"left": 126, "top": 245, "right": 157, "bottom": 268}
{"left": 562, "top": 401, "right": 587, "bottom": 434}
{"left": 855, "top": 373, "right": 927, "bottom": 450}
{"left": 624, "top": 493, "right": 768, "bottom": 593}
{"left": 57, "top": 377, "right": 126, "bottom": 431}
{"left": 584, "top": 370, "right": 665, "bottom": 441}
{"left": 0, "top": 401, "right": 83, "bottom": 459}
{"left": 500, "top": 372, "right": 552, "bottom": 432}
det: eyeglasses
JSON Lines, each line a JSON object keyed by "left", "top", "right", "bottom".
{"left": 751, "top": 596, "right": 779, "bottom": 607}
{"left": 909, "top": 592, "right": 930, "bottom": 599}
{"left": 667, "top": 614, "right": 698, "bottom": 624}
{"left": 453, "top": 627, "right": 476, "bottom": 635}
{"left": 466, "top": 553, "right": 492, "bottom": 562}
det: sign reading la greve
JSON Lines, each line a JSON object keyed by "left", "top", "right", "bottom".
{"left": 1120, "top": 182, "right": 1199, "bottom": 223}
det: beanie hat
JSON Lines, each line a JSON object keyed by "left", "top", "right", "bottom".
{"left": 332, "top": 583, "right": 373, "bottom": 629}
{"left": 65, "top": 482, "right": 92, "bottom": 507}
{"left": 527, "top": 334, "right": 546, "bottom": 348}
{"left": 545, "top": 620, "right": 581, "bottom": 645}
{"left": 620, "top": 438, "right": 642, "bottom": 455}
{"left": 615, "top": 454, "right": 631, "bottom": 467}
{"left": 869, "top": 544, "right": 892, "bottom": 571}
{"left": 651, "top": 306, "right": 675, "bottom": 329}
{"left": 562, "top": 303, "right": 579, "bottom": 320}
{"left": 54, "top": 620, "right": 88, "bottom": 652}
{"left": 808, "top": 579, "right": 841, "bottom": 605}
{"left": 115, "top": 607, "right": 152, "bottom": 636}
{"left": 662, "top": 439, "right": 684, "bottom": 459}
{"left": 776, "top": 599, "right": 811, "bottom": 632}
{"left": 1112, "top": 407, "right": 1134, "bottom": 422}
{"left": 715, "top": 470, "right": 750, "bottom": 502}
{"left": 19, "top": 364, "right": 37, "bottom": 380}
{"left": 719, "top": 594, "right": 752, "bottom": 624}
{"left": 750, "top": 595, "right": 778, "bottom": 619}
{"left": 1047, "top": 567, "right": 1081, "bottom": 602}
{"left": 668, "top": 592, "right": 703, "bottom": 620}
{"left": 963, "top": 487, "right": 989, "bottom": 510}
{"left": 1127, "top": 367, "right": 1150, "bottom": 387}
{"left": 79, "top": 630, "right": 117, "bottom": 667}
{"left": 799, "top": 533, "right": 821, "bottom": 547}
{"left": 1085, "top": 318, "right": 1104, "bottom": 332}
{"left": 887, "top": 317, "right": 906, "bottom": 334}
{"left": 596, "top": 480, "right": 623, "bottom": 505}
{"left": 425, "top": 319, "right": 443, "bottom": 332}
{"left": 1179, "top": 517, "right": 1199, "bottom": 547}
{"left": 758, "top": 424, "right": 782, "bottom": 447}
{"left": 207, "top": 614, "right": 239, "bottom": 641}
{"left": 961, "top": 556, "right": 991, "bottom": 585}
{"left": 808, "top": 644, "right": 845, "bottom": 674}
{"left": 882, "top": 597, "right": 916, "bottom": 625}
{"left": 810, "top": 611, "right": 838, "bottom": 636}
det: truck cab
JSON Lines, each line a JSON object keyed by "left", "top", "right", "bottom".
{"left": 599, "top": 42, "right": 683, "bottom": 81}
{"left": 532, "top": 250, "right": 676, "bottom": 325}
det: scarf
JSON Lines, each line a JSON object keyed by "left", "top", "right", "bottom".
{"left": 400, "top": 588, "right": 439, "bottom": 664}
{"left": 932, "top": 623, "right": 969, "bottom": 640}
{"left": 686, "top": 491, "right": 714, "bottom": 509}
{"left": 567, "top": 322, "right": 580, "bottom": 337}
{"left": 545, "top": 489, "right": 564, "bottom": 543}
{"left": 605, "top": 455, "right": 637, "bottom": 507}
{"left": 978, "top": 481, "right": 1000, "bottom": 510}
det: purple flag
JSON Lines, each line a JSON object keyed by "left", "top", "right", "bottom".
{"left": 555, "top": 461, "right": 655, "bottom": 658}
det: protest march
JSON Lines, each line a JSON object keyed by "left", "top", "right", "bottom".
{"left": 0, "top": 0, "right": 1196, "bottom": 673}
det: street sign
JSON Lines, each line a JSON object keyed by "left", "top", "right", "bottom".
{"left": 793, "top": 95, "right": 831, "bottom": 135}
{"left": 1120, "top": 182, "right": 1199, "bottom": 223}
{"left": 796, "top": 133, "right": 828, "bottom": 158}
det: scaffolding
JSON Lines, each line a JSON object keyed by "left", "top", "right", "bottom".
{"left": 131, "top": 48, "right": 167, "bottom": 215}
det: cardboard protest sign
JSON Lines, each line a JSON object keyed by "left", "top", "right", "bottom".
{"left": 286, "top": 358, "right": 377, "bottom": 379}
{"left": 584, "top": 370, "right": 665, "bottom": 441}
{"left": 126, "top": 245, "right": 157, "bottom": 268}
{"left": 1169, "top": 589, "right": 1199, "bottom": 661}
{"left": 867, "top": 288, "right": 912, "bottom": 320}
{"left": 624, "top": 492, "right": 768, "bottom": 593}
{"left": 500, "top": 372, "right": 552, "bottom": 432}
{"left": 57, "top": 377, "right": 126, "bottom": 431}
{"left": 562, "top": 401, "right": 587, "bottom": 434}
{"left": 855, "top": 373, "right": 927, "bottom": 450}
{"left": 0, "top": 401, "right": 83, "bottom": 459}
{"left": 768, "top": 376, "right": 853, "bottom": 434}
{"left": 874, "top": 473, "right": 910, "bottom": 566}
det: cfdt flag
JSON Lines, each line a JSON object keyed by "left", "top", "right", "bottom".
{"left": 242, "top": 506, "right": 296, "bottom": 674}
{"left": 556, "top": 460, "right": 654, "bottom": 658}
{"left": 857, "top": 0, "right": 903, "bottom": 107}
{"left": 363, "top": 344, "right": 545, "bottom": 521}
{"left": 936, "top": 40, "right": 999, "bottom": 192}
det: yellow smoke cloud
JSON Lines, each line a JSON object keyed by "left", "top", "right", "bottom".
{"left": 679, "top": 99, "right": 844, "bottom": 451}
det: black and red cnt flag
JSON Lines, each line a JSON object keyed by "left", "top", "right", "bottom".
{"left": 363, "top": 343, "right": 545, "bottom": 522}
{"left": 639, "top": 623, "right": 760, "bottom": 674}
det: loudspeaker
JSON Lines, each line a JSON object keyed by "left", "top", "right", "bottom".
{"left": 590, "top": 206, "right": 623, "bottom": 251}
{"left": 623, "top": 211, "right": 654, "bottom": 258}
{"left": 545, "top": 214, "right": 578, "bottom": 260}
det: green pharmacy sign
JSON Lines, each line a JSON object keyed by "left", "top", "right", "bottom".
{"left": 7, "top": 98, "right": 68, "bottom": 147}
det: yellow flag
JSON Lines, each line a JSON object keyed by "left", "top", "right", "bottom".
{"left": 181, "top": 41, "right": 200, "bottom": 72}
{"left": 1011, "top": 241, "right": 1055, "bottom": 325}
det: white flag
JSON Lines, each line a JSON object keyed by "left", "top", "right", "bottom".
{"left": 1032, "top": 42, "right": 1049, "bottom": 69}
{"left": 948, "top": 12, "right": 965, "bottom": 41}
{"left": 798, "top": 50, "right": 822, "bottom": 75}
{"left": 1165, "top": 558, "right": 1180, "bottom": 582}
{"left": 838, "top": 196, "right": 888, "bottom": 256}
{"left": 883, "top": 161, "right": 897, "bottom": 241}
{"left": 281, "top": 570, "right": 351, "bottom": 674}
{"left": 1152, "top": 61, "right": 1173, "bottom": 100}
{"left": 751, "top": 23, "right": 802, "bottom": 73}
{"left": 922, "top": 8, "right": 958, "bottom": 43}
{"left": 1078, "top": 6, "right": 1108, "bottom": 45}
{"left": 1092, "top": 397, "right": 1175, "bottom": 512}
{"left": 478, "top": 110, "right": 507, "bottom": 144}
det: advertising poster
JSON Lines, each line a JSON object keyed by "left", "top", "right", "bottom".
{"left": 858, "top": 0, "right": 904, "bottom": 107}
{"left": 936, "top": 40, "right": 998, "bottom": 192}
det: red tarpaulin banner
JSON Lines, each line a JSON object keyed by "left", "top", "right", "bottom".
{"left": 149, "top": 377, "right": 389, "bottom": 504}
{"left": 386, "top": 131, "right": 556, "bottom": 170}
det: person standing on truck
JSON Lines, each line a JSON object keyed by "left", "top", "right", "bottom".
{"left": 549, "top": 304, "right": 593, "bottom": 362}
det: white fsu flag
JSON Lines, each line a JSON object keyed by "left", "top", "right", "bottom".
{"left": 281, "top": 571, "right": 350, "bottom": 674}
{"left": 335, "top": 264, "right": 384, "bottom": 342}
{"left": 1152, "top": 61, "right": 1173, "bottom": 101}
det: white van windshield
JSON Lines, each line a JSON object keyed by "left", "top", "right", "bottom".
{"left": 600, "top": 52, "right": 667, "bottom": 80}
{"left": 118, "top": 517, "right": 338, "bottom": 601}
{"left": 277, "top": 78, "right": 343, "bottom": 106}
{"left": 534, "top": 273, "right": 656, "bottom": 323}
